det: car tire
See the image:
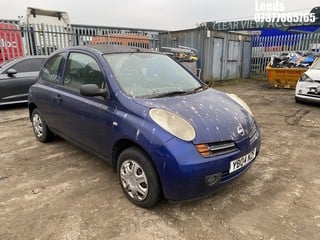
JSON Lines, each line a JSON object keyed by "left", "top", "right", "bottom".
{"left": 295, "top": 96, "right": 301, "bottom": 104}
{"left": 117, "top": 146, "right": 162, "bottom": 208}
{"left": 31, "top": 109, "right": 54, "bottom": 143}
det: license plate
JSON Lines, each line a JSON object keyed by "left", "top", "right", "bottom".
{"left": 310, "top": 88, "right": 316, "bottom": 93}
{"left": 229, "top": 148, "right": 256, "bottom": 173}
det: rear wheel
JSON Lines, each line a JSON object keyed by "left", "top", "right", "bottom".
{"left": 117, "top": 147, "right": 161, "bottom": 208}
{"left": 31, "top": 109, "right": 53, "bottom": 142}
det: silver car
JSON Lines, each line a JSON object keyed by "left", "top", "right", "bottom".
{"left": 295, "top": 58, "right": 320, "bottom": 104}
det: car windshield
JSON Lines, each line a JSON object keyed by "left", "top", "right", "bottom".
{"left": 103, "top": 53, "right": 202, "bottom": 98}
{"left": 311, "top": 59, "right": 320, "bottom": 70}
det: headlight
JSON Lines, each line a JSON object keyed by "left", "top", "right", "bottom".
{"left": 149, "top": 108, "right": 195, "bottom": 141}
{"left": 227, "top": 93, "right": 253, "bottom": 116}
{"left": 299, "top": 74, "right": 313, "bottom": 82}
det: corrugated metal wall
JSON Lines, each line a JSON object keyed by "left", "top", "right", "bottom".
{"left": 159, "top": 28, "right": 251, "bottom": 81}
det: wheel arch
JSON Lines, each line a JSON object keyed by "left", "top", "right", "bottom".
{"left": 111, "top": 139, "right": 163, "bottom": 195}
{"left": 112, "top": 139, "right": 150, "bottom": 170}
{"left": 28, "top": 102, "right": 38, "bottom": 120}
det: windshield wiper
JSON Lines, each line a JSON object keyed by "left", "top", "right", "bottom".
{"left": 150, "top": 90, "right": 189, "bottom": 98}
{"left": 188, "top": 85, "right": 208, "bottom": 93}
{"left": 149, "top": 85, "right": 209, "bottom": 98}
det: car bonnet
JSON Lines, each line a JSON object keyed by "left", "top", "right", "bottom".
{"left": 134, "top": 88, "right": 253, "bottom": 144}
{"left": 304, "top": 68, "right": 320, "bottom": 81}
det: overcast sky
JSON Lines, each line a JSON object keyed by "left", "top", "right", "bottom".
{"left": 0, "top": 0, "right": 319, "bottom": 30}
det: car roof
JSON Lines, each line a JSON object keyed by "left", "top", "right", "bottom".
{"left": 5, "top": 56, "right": 46, "bottom": 61}
{"left": 14, "top": 56, "right": 47, "bottom": 60}
{"left": 60, "top": 45, "right": 154, "bottom": 55}
{"left": 0, "top": 55, "right": 47, "bottom": 68}
{"left": 7, "top": 56, "right": 47, "bottom": 63}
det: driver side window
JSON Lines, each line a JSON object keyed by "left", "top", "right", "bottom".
{"left": 63, "top": 52, "right": 105, "bottom": 91}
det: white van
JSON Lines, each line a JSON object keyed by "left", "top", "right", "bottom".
{"left": 24, "top": 7, "right": 71, "bottom": 55}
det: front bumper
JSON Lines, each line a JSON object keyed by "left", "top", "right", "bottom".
{"left": 295, "top": 81, "right": 320, "bottom": 103}
{"left": 151, "top": 131, "right": 261, "bottom": 201}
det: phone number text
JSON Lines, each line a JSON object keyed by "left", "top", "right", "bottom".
{"left": 254, "top": 12, "right": 316, "bottom": 23}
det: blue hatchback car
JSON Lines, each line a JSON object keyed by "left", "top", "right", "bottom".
{"left": 28, "top": 45, "right": 261, "bottom": 208}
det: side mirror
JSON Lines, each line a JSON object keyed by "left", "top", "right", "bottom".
{"left": 80, "top": 84, "right": 109, "bottom": 99}
{"left": 6, "top": 68, "right": 17, "bottom": 77}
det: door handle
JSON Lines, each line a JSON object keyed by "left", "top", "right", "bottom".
{"left": 54, "top": 94, "right": 62, "bottom": 103}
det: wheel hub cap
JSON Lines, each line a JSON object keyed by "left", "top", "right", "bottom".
{"left": 120, "top": 160, "right": 148, "bottom": 201}
{"left": 32, "top": 113, "right": 43, "bottom": 138}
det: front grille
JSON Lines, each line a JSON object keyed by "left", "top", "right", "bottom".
{"left": 207, "top": 141, "right": 238, "bottom": 156}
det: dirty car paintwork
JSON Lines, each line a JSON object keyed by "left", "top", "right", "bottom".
{"left": 28, "top": 45, "right": 261, "bottom": 202}
{"left": 135, "top": 88, "right": 255, "bottom": 144}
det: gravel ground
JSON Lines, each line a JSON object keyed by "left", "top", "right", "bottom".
{"left": 0, "top": 79, "right": 319, "bottom": 240}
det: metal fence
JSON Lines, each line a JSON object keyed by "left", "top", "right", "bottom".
{"left": 0, "top": 21, "right": 160, "bottom": 62}
{"left": 3, "top": 19, "right": 319, "bottom": 78}
{"left": 250, "top": 32, "right": 320, "bottom": 75}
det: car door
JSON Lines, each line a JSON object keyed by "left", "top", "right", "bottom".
{"left": 0, "top": 58, "right": 45, "bottom": 104}
{"left": 33, "top": 53, "right": 66, "bottom": 128}
{"left": 52, "top": 51, "right": 115, "bottom": 157}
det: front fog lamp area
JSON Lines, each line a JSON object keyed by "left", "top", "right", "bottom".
{"left": 149, "top": 108, "right": 196, "bottom": 141}
{"left": 206, "top": 172, "right": 222, "bottom": 187}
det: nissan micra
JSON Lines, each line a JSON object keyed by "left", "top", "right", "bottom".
{"left": 28, "top": 45, "right": 261, "bottom": 208}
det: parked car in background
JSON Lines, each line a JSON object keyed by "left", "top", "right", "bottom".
{"left": 28, "top": 45, "right": 261, "bottom": 208}
{"left": 0, "top": 56, "right": 46, "bottom": 105}
{"left": 295, "top": 57, "right": 320, "bottom": 104}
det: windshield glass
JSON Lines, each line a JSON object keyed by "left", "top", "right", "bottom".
{"left": 311, "top": 59, "right": 320, "bottom": 69}
{"left": 103, "top": 53, "right": 202, "bottom": 98}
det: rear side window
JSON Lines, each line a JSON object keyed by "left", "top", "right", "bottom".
{"left": 27, "top": 58, "right": 46, "bottom": 71}
{"left": 40, "top": 53, "right": 65, "bottom": 84}
{"left": 6, "top": 58, "right": 45, "bottom": 73}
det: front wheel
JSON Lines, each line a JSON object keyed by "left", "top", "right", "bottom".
{"left": 31, "top": 109, "right": 54, "bottom": 143}
{"left": 117, "top": 147, "right": 162, "bottom": 208}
